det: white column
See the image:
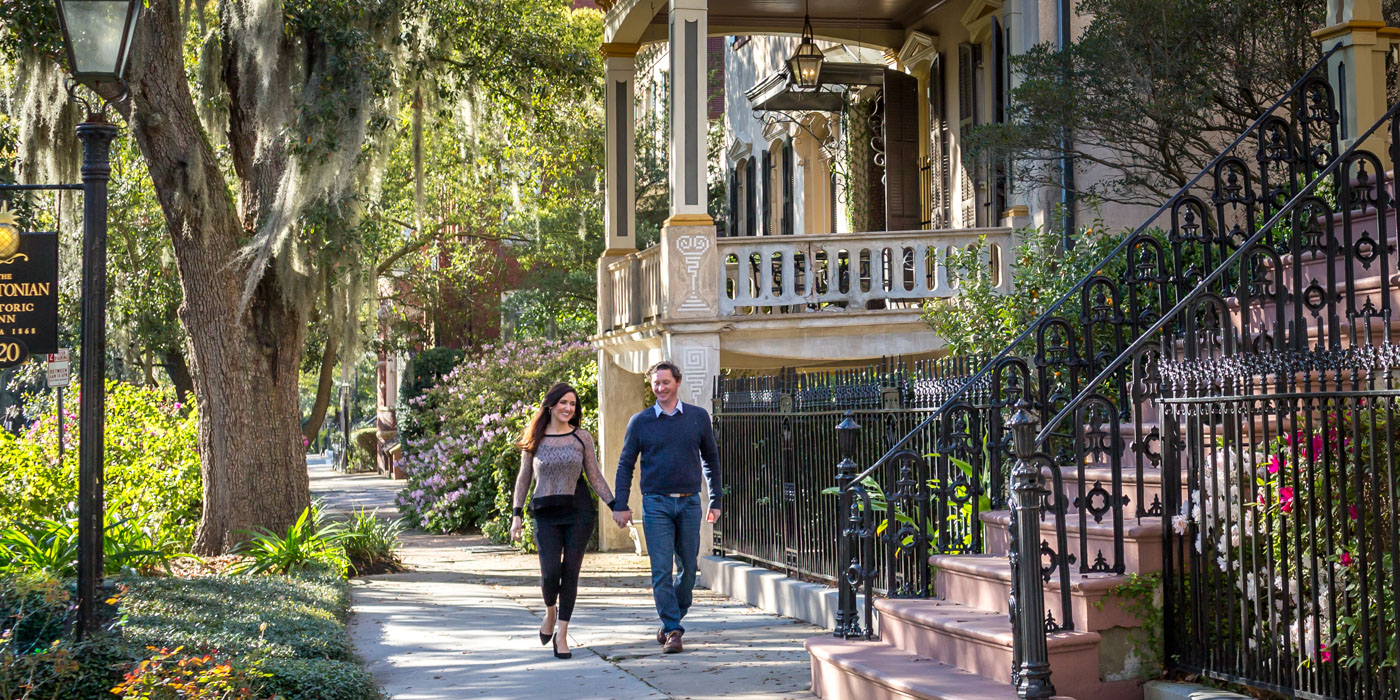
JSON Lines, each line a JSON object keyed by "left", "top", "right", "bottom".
{"left": 1319, "top": 0, "right": 1394, "bottom": 154}
{"left": 604, "top": 45, "right": 639, "bottom": 253}
{"left": 663, "top": 331, "right": 722, "bottom": 553}
{"left": 596, "top": 349, "right": 646, "bottom": 552}
{"left": 667, "top": 0, "right": 711, "bottom": 224}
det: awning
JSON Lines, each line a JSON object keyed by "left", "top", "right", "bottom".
{"left": 746, "top": 62, "right": 887, "bottom": 113}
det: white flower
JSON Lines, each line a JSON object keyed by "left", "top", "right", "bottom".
{"left": 1172, "top": 514, "right": 1189, "bottom": 535}
{"left": 1217, "top": 554, "right": 1229, "bottom": 571}
{"left": 1230, "top": 524, "right": 1242, "bottom": 547}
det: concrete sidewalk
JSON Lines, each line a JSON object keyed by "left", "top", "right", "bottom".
{"left": 311, "top": 456, "right": 821, "bottom": 699}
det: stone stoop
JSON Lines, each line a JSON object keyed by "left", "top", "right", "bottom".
{"left": 806, "top": 637, "right": 1028, "bottom": 700}
{"left": 930, "top": 554, "right": 1141, "bottom": 633}
{"left": 980, "top": 510, "right": 1165, "bottom": 575}
{"left": 875, "top": 597, "right": 1115, "bottom": 700}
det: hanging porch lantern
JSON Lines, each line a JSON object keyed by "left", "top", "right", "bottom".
{"left": 52, "top": 0, "right": 142, "bottom": 91}
{"left": 787, "top": 2, "right": 824, "bottom": 90}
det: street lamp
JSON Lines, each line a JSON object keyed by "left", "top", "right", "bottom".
{"left": 51, "top": 0, "right": 140, "bottom": 639}
{"left": 53, "top": 0, "right": 142, "bottom": 94}
{"left": 787, "top": 0, "right": 824, "bottom": 90}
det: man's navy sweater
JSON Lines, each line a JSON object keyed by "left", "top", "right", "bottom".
{"left": 613, "top": 403, "right": 722, "bottom": 511}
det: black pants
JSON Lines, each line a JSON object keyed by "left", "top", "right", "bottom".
{"left": 534, "top": 514, "right": 593, "bottom": 621}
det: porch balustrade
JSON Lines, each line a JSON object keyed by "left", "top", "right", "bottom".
{"left": 598, "top": 227, "right": 1014, "bottom": 332}
{"left": 600, "top": 244, "right": 663, "bottom": 331}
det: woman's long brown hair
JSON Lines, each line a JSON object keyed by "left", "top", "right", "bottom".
{"left": 517, "top": 382, "right": 582, "bottom": 453}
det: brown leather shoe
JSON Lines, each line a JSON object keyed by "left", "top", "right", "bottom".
{"left": 656, "top": 627, "right": 667, "bottom": 645}
{"left": 663, "top": 630, "right": 684, "bottom": 654}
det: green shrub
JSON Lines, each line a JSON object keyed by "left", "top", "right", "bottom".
{"left": 256, "top": 658, "right": 382, "bottom": 700}
{"left": 229, "top": 505, "right": 349, "bottom": 578}
{"left": 351, "top": 427, "right": 379, "bottom": 471}
{"left": 0, "top": 508, "right": 191, "bottom": 577}
{"left": 341, "top": 509, "right": 404, "bottom": 576}
{"left": 398, "top": 347, "right": 464, "bottom": 405}
{"left": 0, "top": 576, "right": 131, "bottom": 700}
{"left": 922, "top": 219, "right": 1126, "bottom": 357}
{"left": 118, "top": 574, "right": 379, "bottom": 700}
{"left": 395, "top": 339, "right": 597, "bottom": 544}
{"left": 0, "top": 381, "right": 200, "bottom": 552}
{"left": 110, "top": 646, "right": 270, "bottom": 700}
{"left": 120, "top": 574, "right": 356, "bottom": 662}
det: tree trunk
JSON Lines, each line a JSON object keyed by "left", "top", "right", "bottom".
{"left": 161, "top": 346, "right": 195, "bottom": 407}
{"left": 302, "top": 329, "right": 339, "bottom": 443}
{"left": 121, "top": 0, "right": 308, "bottom": 554}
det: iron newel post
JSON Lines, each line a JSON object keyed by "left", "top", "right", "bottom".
{"left": 832, "top": 411, "right": 861, "bottom": 638}
{"left": 1006, "top": 401, "right": 1056, "bottom": 699}
{"left": 75, "top": 114, "right": 116, "bottom": 639}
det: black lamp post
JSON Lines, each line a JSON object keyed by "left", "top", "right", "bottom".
{"left": 52, "top": 0, "right": 141, "bottom": 639}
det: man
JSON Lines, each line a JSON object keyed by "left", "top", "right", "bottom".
{"left": 612, "top": 360, "right": 721, "bottom": 654}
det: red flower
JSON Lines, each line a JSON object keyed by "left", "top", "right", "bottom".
{"left": 1341, "top": 550, "right": 1353, "bottom": 567}
{"left": 1266, "top": 454, "right": 1282, "bottom": 474}
{"left": 1348, "top": 504, "right": 1360, "bottom": 521}
{"left": 1279, "top": 486, "right": 1295, "bottom": 514}
{"left": 1321, "top": 644, "right": 1332, "bottom": 662}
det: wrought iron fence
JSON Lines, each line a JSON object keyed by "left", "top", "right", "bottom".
{"left": 817, "top": 43, "right": 1400, "bottom": 698}
{"left": 711, "top": 356, "right": 984, "bottom": 592}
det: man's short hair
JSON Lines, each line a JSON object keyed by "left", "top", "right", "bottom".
{"left": 648, "top": 360, "right": 682, "bottom": 381}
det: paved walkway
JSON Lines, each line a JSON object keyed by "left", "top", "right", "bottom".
{"left": 308, "top": 455, "right": 821, "bottom": 700}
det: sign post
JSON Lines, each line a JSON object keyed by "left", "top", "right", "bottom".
{"left": 0, "top": 206, "right": 60, "bottom": 369}
{"left": 47, "top": 349, "right": 70, "bottom": 466}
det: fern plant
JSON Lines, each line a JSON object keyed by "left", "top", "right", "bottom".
{"left": 229, "top": 504, "right": 349, "bottom": 577}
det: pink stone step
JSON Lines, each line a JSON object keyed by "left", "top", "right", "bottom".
{"left": 806, "top": 636, "right": 1034, "bottom": 700}
{"left": 873, "top": 597, "right": 1110, "bottom": 699}
{"left": 930, "top": 553, "right": 1142, "bottom": 633}
{"left": 980, "top": 510, "right": 1165, "bottom": 575}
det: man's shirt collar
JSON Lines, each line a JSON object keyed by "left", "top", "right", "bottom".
{"left": 653, "top": 402, "right": 684, "bottom": 417}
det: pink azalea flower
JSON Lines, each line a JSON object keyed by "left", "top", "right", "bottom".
{"left": 1266, "top": 454, "right": 1282, "bottom": 474}
{"left": 1341, "top": 550, "right": 1353, "bottom": 567}
{"left": 1349, "top": 504, "right": 1360, "bottom": 521}
{"left": 1279, "top": 487, "right": 1295, "bottom": 514}
{"left": 1311, "top": 435, "right": 1324, "bottom": 460}
{"left": 1321, "top": 644, "right": 1332, "bottom": 662}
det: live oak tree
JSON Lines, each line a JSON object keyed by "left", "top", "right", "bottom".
{"left": 0, "top": 0, "right": 605, "bottom": 553}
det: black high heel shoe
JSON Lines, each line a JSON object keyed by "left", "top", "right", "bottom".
{"left": 552, "top": 635, "right": 572, "bottom": 660}
{"left": 539, "top": 630, "right": 553, "bottom": 645}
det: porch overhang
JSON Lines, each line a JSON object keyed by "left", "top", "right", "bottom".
{"left": 602, "top": 0, "right": 934, "bottom": 47}
{"left": 745, "top": 62, "right": 887, "bottom": 113}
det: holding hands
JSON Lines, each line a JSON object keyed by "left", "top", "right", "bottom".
{"left": 612, "top": 510, "right": 632, "bottom": 528}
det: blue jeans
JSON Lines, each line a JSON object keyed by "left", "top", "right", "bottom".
{"left": 642, "top": 493, "right": 702, "bottom": 634}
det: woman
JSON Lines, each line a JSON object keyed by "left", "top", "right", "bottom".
{"left": 510, "top": 382, "right": 614, "bottom": 660}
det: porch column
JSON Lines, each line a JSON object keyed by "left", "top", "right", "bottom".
{"left": 667, "top": 0, "right": 711, "bottom": 225}
{"left": 1317, "top": 0, "right": 1396, "bottom": 155}
{"left": 603, "top": 44, "right": 640, "bottom": 253}
{"left": 597, "top": 349, "right": 647, "bottom": 552}
{"left": 664, "top": 330, "right": 721, "bottom": 555}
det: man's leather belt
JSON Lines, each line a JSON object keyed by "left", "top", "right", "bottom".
{"left": 665, "top": 492, "right": 696, "bottom": 498}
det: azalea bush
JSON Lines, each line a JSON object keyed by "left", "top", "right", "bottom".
{"left": 1181, "top": 409, "right": 1400, "bottom": 671}
{"left": 396, "top": 340, "right": 597, "bottom": 542}
{"left": 0, "top": 381, "right": 201, "bottom": 554}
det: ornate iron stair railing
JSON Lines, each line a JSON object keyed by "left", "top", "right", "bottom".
{"left": 827, "top": 43, "right": 1395, "bottom": 696}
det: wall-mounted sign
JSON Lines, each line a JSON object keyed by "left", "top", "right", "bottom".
{"left": 0, "top": 205, "right": 58, "bottom": 369}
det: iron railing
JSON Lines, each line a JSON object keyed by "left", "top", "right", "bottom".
{"left": 711, "top": 357, "right": 984, "bottom": 593}
{"left": 818, "top": 43, "right": 1400, "bottom": 698}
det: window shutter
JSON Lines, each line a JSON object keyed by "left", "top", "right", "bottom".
{"left": 928, "top": 54, "right": 950, "bottom": 229}
{"left": 782, "top": 140, "right": 794, "bottom": 235}
{"left": 884, "top": 68, "right": 921, "bottom": 232}
{"left": 746, "top": 158, "right": 757, "bottom": 235}
{"left": 957, "top": 43, "right": 979, "bottom": 227}
{"left": 761, "top": 149, "right": 772, "bottom": 236}
{"left": 733, "top": 168, "right": 744, "bottom": 239}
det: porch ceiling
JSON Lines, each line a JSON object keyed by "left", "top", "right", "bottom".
{"left": 604, "top": 0, "right": 953, "bottom": 48}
